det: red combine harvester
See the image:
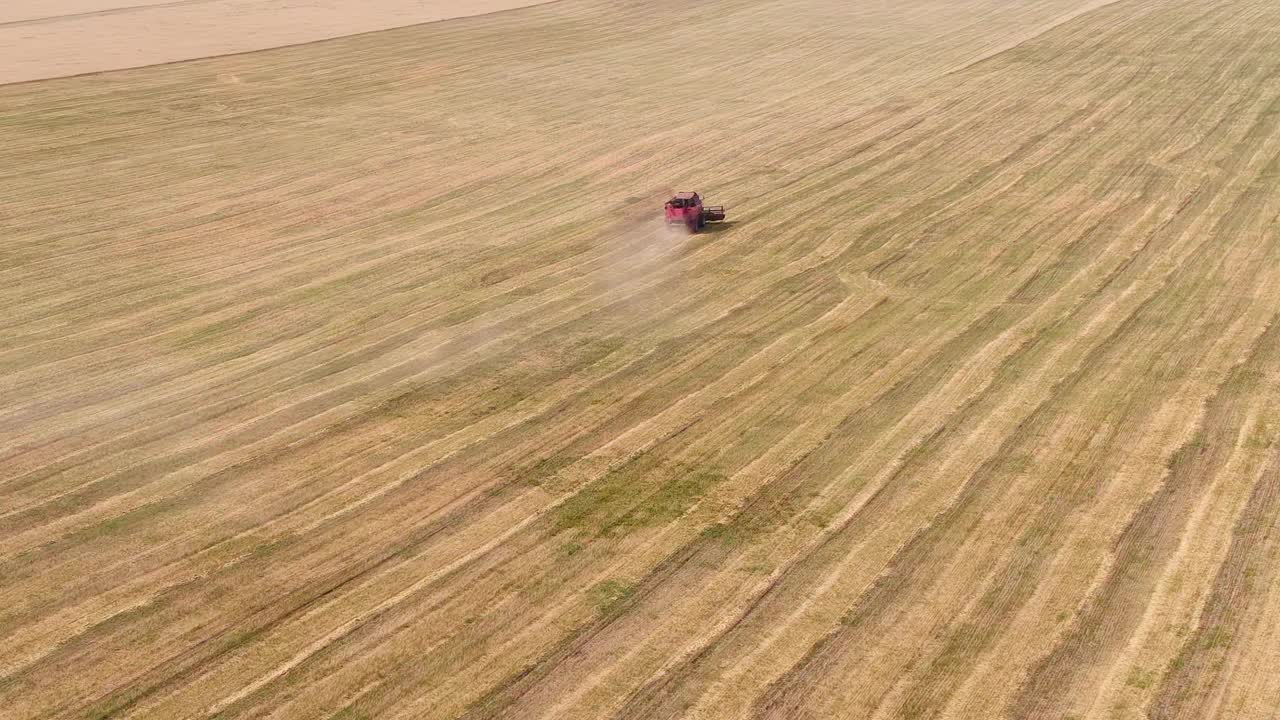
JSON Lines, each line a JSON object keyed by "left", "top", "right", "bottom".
{"left": 664, "top": 191, "right": 726, "bottom": 232}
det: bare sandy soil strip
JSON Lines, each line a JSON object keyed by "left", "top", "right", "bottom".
{"left": 4, "top": 0, "right": 1280, "bottom": 718}
{"left": 0, "top": 0, "right": 556, "bottom": 84}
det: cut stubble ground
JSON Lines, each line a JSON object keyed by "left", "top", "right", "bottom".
{"left": 3, "top": 0, "right": 1280, "bottom": 718}
{"left": 0, "top": 0, "right": 560, "bottom": 85}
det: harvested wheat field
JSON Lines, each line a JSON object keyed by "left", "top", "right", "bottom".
{"left": 4, "top": 0, "right": 1280, "bottom": 717}
{"left": 0, "top": 0, "right": 555, "bottom": 85}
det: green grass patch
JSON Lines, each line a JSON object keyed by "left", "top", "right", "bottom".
{"left": 249, "top": 536, "right": 296, "bottom": 559}
{"left": 701, "top": 493, "right": 801, "bottom": 547}
{"left": 172, "top": 306, "right": 269, "bottom": 349}
{"left": 64, "top": 501, "right": 174, "bottom": 545}
{"left": 1246, "top": 418, "right": 1275, "bottom": 449}
{"left": 605, "top": 466, "right": 724, "bottom": 532}
{"left": 587, "top": 579, "right": 635, "bottom": 617}
{"left": 1203, "top": 628, "right": 1232, "bottom": 649}
{"left": 1126, "top": 667, "right": 1157, "bottom": 689}
{"left": 551, "top": 456, "right": 725, "bottom": 536}
{"left": 513, "top": 454, "right": 579, "bottom": 487}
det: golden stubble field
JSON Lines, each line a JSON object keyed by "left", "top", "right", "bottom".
{"left": 0, "top": 0, "right": 555, "bottom": 84}
{"left": 4, "top": 0, "right": 1280, "bottom": 718}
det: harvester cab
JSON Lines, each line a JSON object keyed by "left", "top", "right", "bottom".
{"left": 664, "top": 192, "right": 726, "bottom": 232}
